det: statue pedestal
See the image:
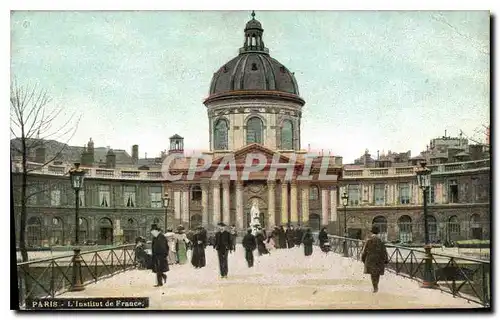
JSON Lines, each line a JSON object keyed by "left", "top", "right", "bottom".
{"left": 250, "top": 215, "right": 261, "bottom": 236}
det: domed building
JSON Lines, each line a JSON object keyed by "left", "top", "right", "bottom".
{"left": 165, "top": 12, "right": 343, "bottom": 233}
{"left": 205, "top": 11, "right": 304, "bottom": 152}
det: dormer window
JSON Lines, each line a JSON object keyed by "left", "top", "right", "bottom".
{"left": 280, "top": 66, "right": 286, "bottom": 73}
{"left": 251, "top": 63, "right": 258, "bottom": 71}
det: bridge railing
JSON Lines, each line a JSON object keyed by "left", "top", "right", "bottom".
{"left": 327, "top": 235, "right": 490, "bottom": 307}
{"left": 16, "top": 244, "right": 136, "bottom": 309}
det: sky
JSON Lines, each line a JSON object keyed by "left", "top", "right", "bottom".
{"left": 10, "top": 10, "right": 490, "bottom": 163}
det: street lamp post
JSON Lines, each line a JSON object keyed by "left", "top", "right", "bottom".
{"left": 162, "top": 192, "right": 170, "bottom": 232}
{"left": 68, "top": 163, "right": 85, "bottom": 292}
{"left": 416, "top": 161, "right": 437, "bottom": 289}
{"left": 69, "top": 163, "right": 86, "bottom": 245}
{"left": 341, "top": 192, "right": 349, "bottom": 257}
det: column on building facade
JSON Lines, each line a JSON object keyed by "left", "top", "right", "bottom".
{"left": 268, "top": 180, "right": 276, "bottom": 227}
{"left": 290, "top": 180, "right": 298, "bottom": 224}
{"left": 281, "top": 181, "right": 289, "bottom": 225}
{"left": 321, "top": 187, "right": 329, "bottom": 226}
{"left": 182, "top": 186, "right": 190, "bottom": 225}
{"left": 212, "top": 181, "right": 221, "bottom": 225}
{"left": 387, "top": 184, "right": 394, "bottom": 205}
{"left": 301, "top": 183, "right": 310, "bottom": 224}
{"left": 330, "top": 186, "right": 338, "bottom": 222}
{"left": 222, "top": 179, "right": 230, "bottom": 226}
{"left": 412, "top": 183, "right": 418, "bottom": 205}
{"left": 174, "top": 190, "right": 181, "bottom": 220}
{"left": 236, "top": 180, "right": 244, "bottom": 230}
{"left": 201, "top": 181, "right": 209, "bottom": 227}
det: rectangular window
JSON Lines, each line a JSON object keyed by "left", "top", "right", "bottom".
{"left": 79, "top": 191, "right": 85, "bottom": 207}
{"left": 373, "top": 184, "right": 385, "bottom": 205}
{"left": 448, "top": 180, "right": 459, "bottom": 203}
{"left": 427, "top": 185, "right": 435, "bottom": 204}
{"left": 51, "top": 189, "right": 61, "bottom": 206}
{"left": 124, "top": 186, "right": 136, "bottom": 207}
{"left": 399, "top": 183, "right": 410, "bottom": 204}
{"left": 348, "top": 184, "right": 360, "bottom": 206}
{"left": 99, "top": 185, "right": 110, "bottom": 207}
{"left": 150, "top": 186, "right": 163, "bottom": 208}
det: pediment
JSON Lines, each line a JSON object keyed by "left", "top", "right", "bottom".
{"left": 211, "top": 144, "right": 301, "bottom": 166}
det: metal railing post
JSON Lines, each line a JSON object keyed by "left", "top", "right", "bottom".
{"left": 69, "top": 248, "right": 85, "bottom": 292}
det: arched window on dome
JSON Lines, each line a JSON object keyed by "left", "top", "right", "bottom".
{"left": 246, "top": 117, "right": 264, "bottom": 145}
{"left": 214, "top": 119, "right": 229, "bottom": 150}
{"left": 281, "top": 120, "right": 294, "bottom": 150}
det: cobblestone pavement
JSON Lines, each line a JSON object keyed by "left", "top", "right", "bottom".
{"left": 59, "top": 245, "right": 482, "bottom": 310}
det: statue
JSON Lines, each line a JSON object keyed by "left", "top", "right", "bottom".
{"left": 250, "top": 199, "right": 261, "bottom": 236}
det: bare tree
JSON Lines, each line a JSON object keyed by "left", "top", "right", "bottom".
{"left": 10, "top": 79, "right": 81, "bottom": 263}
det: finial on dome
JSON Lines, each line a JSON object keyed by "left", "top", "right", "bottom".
{"left": 251, "top": 10, "right": 255, "bottom": 20}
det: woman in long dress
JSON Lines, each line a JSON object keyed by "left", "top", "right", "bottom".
{"left": 191, "top": 227, "right": 206, "bottom": 268}
{"left": 165, "top": 229, "right": 177, "bottom": 265}
{"left": 175, "top": 226, "right": 190, "bottom": 265}
{"left": 256, "top": 229, "right": 269, "bottom": 256}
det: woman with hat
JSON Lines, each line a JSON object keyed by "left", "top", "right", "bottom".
{"left": 175, "top": 225, "right": 190, "bottom": 265}
{"left": 165, "top": 229, "right": 177, "bottom": 265}
{"left": 191, "top": 226, "right": 206, "bottom": 269}
{"left": 150, "top": 224, "right": 169, "bottom": 287}
{"left": 361, "top": 225, "right": 389, "bottom": 293}
{"left": 301, "top": 227, "right": 314, "bottom": 257}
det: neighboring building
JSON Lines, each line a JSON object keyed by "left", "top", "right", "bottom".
{"left": 11, "top": 13, "right": 491, "bottom": 246}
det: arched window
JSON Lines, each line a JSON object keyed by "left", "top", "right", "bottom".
{"left": 191, "top": 185, "right": 202, "bottom": 201}
{"left": 246, "top": 117, "right": 264, "bottom": 145}
{"left": 397, "top": 215, "right": 412, "bottom": 243}
{"left": 214, "top": 119, "right": 229, "bottom": 150}
{"left": 448, "top": 215, "right": 460, "bottom": 242}
{"left": 309, "top": 186, "right": 319, "bottom": 200}
{"left": 281, "top": 120, "right": 294, "bottom": 150}
{"left": 27, "top": 217, "right": 42, "bottom": 247}
{"left": 79, "top": 218, "right": 89, "bottom": 244}
{"left": 372, "top": 216, "right": 388, "bottom": 242}
{"left": 425, "top": 215, "right": 438, "bottom": 243}
{"left": 123, "top": 218, "right": 137, "bottom": 244}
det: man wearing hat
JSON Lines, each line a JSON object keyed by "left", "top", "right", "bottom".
{"left": 214, "top": 222, "right": 231, "bottom": 278}
{"left": 242, "top": 228, "right": 257, "bottom": 267}
{"left": 150, "top": 224, "right": 169, "bottom": 287}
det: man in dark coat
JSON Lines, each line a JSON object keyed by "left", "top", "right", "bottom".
{"left": 286, "top": 225, "right": 295, "bottom": 249}
{"left": 200, "top": 227, "right": 208, "bottom": 248}
{"left": 302, "top": 228, "right": 314, "bottom": 256}
{"left": 278, "top": 226, "right": 287, "bottom": 249}
{"left": 318, "top": 227, "right": 330, "bottom": 253}
{"left": 191, "top": 226, "right": 206, "bottom": 268}
{"left": 271, "top": 227, "right": 280, "bottom": 249}
{"left": 214, "top": 222, "right": 231, "bottom": 278}
{"left": 294, "top": 225, "right": 304, "bottom": 246}
{"left": 361, "top": 226, "right": 389, "bottom": 293}
{"left": 255, "top": 228, "right": 269, "bottom": 256}
{"left": 242, "top": 228, "right": 257, "bottom": 267}
{"left": 151, "top": 224, "right": 169, "bottom": 287}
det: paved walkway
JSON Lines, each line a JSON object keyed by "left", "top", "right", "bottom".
{"left": 59, "top": 245, "right": 482, "bottom": 310}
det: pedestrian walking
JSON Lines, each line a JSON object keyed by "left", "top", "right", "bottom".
{"left": 150, "top": 224, "right": 169, "bottom": 287}
{"left": 191, "top": 226, "right": 206, "bottom": 268}
{"left": 278, "top": 225, "right": 287, "bottom": 249}
{"left": 175, "top": 225, "right": 190, "bottom": 265}
{"left": 214, "top": 222, "right": 231, "bottom": 278}
{"left": 242, "top": 228, "right": 257, "bottom": 267}
{"left": 229, "top": 225, "right": 237, "bottom": 253}
{"left": 361, "top": 225, "right": 389, "bottom": 293}
{"left": 318, "top": 227, "right": 331, "bottom": 253}
{"left": 302, "top": 228, "right": 314, "bottom": 256}
{"left": 286, "top": 225, "right": 295, "bottom": 249}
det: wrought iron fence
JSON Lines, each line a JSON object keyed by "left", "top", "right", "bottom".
{"left": 327, "top": 235, "right": 490, "bottom": 307}
{"left": 16, "top": 244, "right": 136, "bottom": 309}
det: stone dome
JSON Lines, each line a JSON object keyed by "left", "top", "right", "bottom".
{"left": 209, "top": 53, "right": 300, "bottom": 95}
{"left": 207, "top": 12, "right": 300, "bottom": 97}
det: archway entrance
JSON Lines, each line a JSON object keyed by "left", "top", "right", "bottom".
{"left": 470, "top": 214, "right": 482, "bottom": 240}
{"left": 397, "top": 215, "right": 412, "bottom": 243}
{"left": 123, "top": 218, "right": 137, "bottom": 244}
{"left": 98, "top": 218, "right": 113, "bottom": 245}
{"left": 51, "top": 217, "right": 64, "bottom": 245}
{"left": 309, "top": 214, "right": 320, "bottom": 232}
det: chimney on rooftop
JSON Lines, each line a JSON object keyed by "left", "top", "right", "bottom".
{"left": 132, "top": 144, "right": 139, "bottom": 164}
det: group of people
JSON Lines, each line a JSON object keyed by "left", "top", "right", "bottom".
{"left": 143, "top": 222, "right": 389, "bottom": 293}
